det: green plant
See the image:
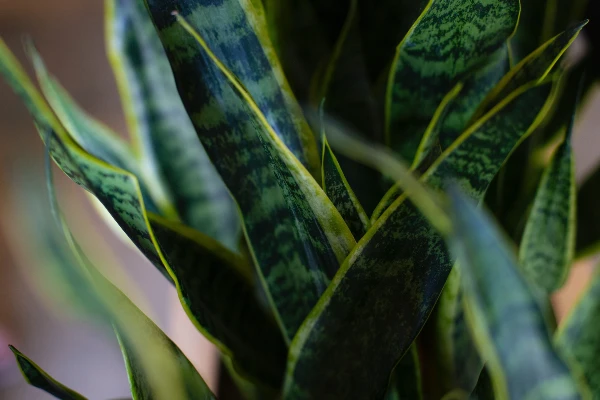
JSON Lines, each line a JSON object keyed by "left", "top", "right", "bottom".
{"left": 1, "top": 0, "right": 599, "bottom": 399}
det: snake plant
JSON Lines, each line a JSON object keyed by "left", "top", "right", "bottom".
{"left": 1, "top": 0, "right": 599, "bottom": 399}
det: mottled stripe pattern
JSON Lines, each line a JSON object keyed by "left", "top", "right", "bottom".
{"left": 448, "top": 190, "right": 581, "bottom": 400}
{"left": 386, "top": 0, "right": 519, "bottom": 161}
{"left": 109, "top": 0, "right": 241, "bottom": 249}
{"left": 284, "top": 82, "right": 555, "bottom": 399}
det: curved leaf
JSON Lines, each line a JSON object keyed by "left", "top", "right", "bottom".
{"left": 384, "top": 346, "right": 422, "bottom": 400}
{"left": 106, "top": 0, "right": 241, "bottom": 250}
{"left": 447, "top": 188, "right": 582, "bottom": 400}
{"left": 322, "top": 136, "right": 369, "bottom": 240}
{"left": 385, "top": 0, "right": 519, "bottom": 161}
{"left": 284, "top": 81, "right": 556, "bottom": 400}
{"left": 145, "top": 0, "right": 320, "bottom": 177}
{"left": 148, "top": 12, "right": 356, "bottom": 341}
{"left": 9, "top": 346, "right": 86, "bottom": 400}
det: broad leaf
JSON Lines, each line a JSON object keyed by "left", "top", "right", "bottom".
{"left": 9, "top": 346, "right": 86, "bottom": 400}
{"left": 447, "top": 188, "right": 582, "bottom": 400}
{"left": 555, "top": 266, "right": 600, "bottom": 396}
{"left": 322, "top": 135, "right": 369, "bottom": 240}
{"left": 146, "top": 10, "right": 356, "bottom": 340}
{"left": 385, "top": 0, "right": 519, "bottom": 161}
{"left": 106, "top": 0, "right": 241, "bottom": 250}
{"left": 519, "top": 101, "right": 577, "bottom": 293}
{"left": 284, "top": 81, "right": 556, "bottom": 399}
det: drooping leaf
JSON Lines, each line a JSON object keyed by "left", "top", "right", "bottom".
{"left": 284, "top": 81, "right": 556, "bottom": 399}
{"left": 145, "top": 0, "right": 320, "bottom": 177}
{"left": 321, "top": 135, "right": 369, "bottom": 240}
{"left": 106, "top": 0, "right": 241, "bottom": 250}
{"left": 385, "top": 0, "right": 519, "bottom": 162}
{"left": 146, "top": 10, "right": 356, "bottom": 341}
{"left": 447, "top": 188, "right": 582, "bottom": 400}
{"left": 384, "top": 346, "right": 423, "bottom": 400}
{"left": 9, "top": 346, "right": 87, "bottom": 400}
{"left": 518, "top": 99, "right": 577, "bottom": 293}
{"left": 555, "top": 266, "right": 600, "bottom": 397}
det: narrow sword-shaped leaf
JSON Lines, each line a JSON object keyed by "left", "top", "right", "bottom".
{"left": 384, "top": 346, "right": 423, "bottom": 400}
{"left": 9, "top": 346, "right": 87, "bottom": 400}
{"left": 447, "top": 188, "right": 582, "bottom": 400}
{"left": 576, "top": 167, "right": 600, "bottom": 258}
{"left": 106, "top": 0, "right": 241, "bottom": 249}
{"left": 145, "top": 0, "right": 320, "bottom": 177}
{"left": 322, "top": 135, "right": 369, "bottom": 240}
{"left": 385, "top": 0, "right": 519, "bottom": 161}
{"left": 284, "top": 81, "right": 556, "bottom": 400}
{"left": 519, "top": 101, "right": 577, "bottom": 293}
{"left": 155, "top": 13, "right": 356, "bottom": 341}
{"left": 555, "top": 266, "right": 600, "bottom": 396}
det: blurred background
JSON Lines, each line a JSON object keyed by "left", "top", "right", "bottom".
{"left": 0, "top": 1, "right": 597, "bottom": 399}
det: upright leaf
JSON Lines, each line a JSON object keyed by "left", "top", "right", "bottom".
{"left": 147, "top": 11, "right": 356, "bottom": 341}
{"left": 284, "top": 81, "right": 556, "bottom": 399}
{"left": 106, "top": 0, "right": 240, "bottom": 249}
{"left": 145, "top": 0, "right": 320, "bottom": 177}
{"left": 384, "top": 346, "right": 423, "bottom": 400}
{"left": 321, "top": 136, "right": 369, "bottom": 240}
{"left": 9, "top": 346, "right": 86, "bottom": 400}
{"left": 385, "top": 0, "right": 519, "bottom": 161}
{"left": 576, "top": 167, "right": 600, "bottom": 258}
{"left": 447, "top": 188, "right": 582, "bottom": 400}
{"left": 519, "top": 100, "right": 577, "bottom": 293}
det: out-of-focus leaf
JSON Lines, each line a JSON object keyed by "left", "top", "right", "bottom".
{"left": 555, "top": 266, "right": 600, "bottom": 396}
{"left": 147, "top": 11, "right": 356, "bottom": 341}
{"left": 145, "top": 0, "right": 320, "bottom": 177}
{"left": 284, "top": 81, "right": 556, "bottom": 400}
{"left": 470, "top": 368, "right": 495, "bottom": 400}
{"left": 477, "top": 22, "right": 586, "bottom": 115}
{"left": 385, "top": 0, "right": 519, "bottom": 162}
{"left": 106, "top": 0, "right": 241, "bottom": 250}
{"left": 321, "top": 135, "right": 369, "bottom": 240}
{"left": 447, "top": 188, "right": 582, "bottom": 400}
{"left": 384, "top": 346, "right": 422, "bottom": 400}
{"left": 9, "top": 346, "right": 86, "bottom": 400}
{"left": 576, "top": 167, "right": 600, "bottom": 258}
{"left": 519, "top": 100, "right": 577, "bottom": 293}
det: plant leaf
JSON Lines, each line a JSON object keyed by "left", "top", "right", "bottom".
{"left": 106, "top": 0, "right": 241, "bottom": 250}
{"left": 321, "top": 135, "right": 369, "bottom": 240}
{"left": 148, "top": 11, "right": 356, "bottom": 341}
{"left": 385, "top": 0, "right": 519, "bottom": 161}
{"left": 145, "top": 0, "right": 320, "bottom": 177}
{"left": 518, "top": 98, "right": 577, "bottom": 293}
{"left": 9, "top": 346, "right": 87, "bottom": 400}
{"left": 447, "top": 188, "right": 582, "bottom": 400}
{"left": 384, "top": 346, "right": 423, "bottom": 400}
{"left": 555, "top": 266, "right": 600, "bottom": 396}
{"left": 284, "top": 81, "right": 556, "bottom": 400}
{"left": 576, "top": 167, "right": 600, "bottom": 258}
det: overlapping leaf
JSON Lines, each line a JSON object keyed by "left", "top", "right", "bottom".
{"left": 284, "top": 80, "right": 556, "bottom": 399}
{"left": 384, "top": 346, "right": 423, "bottom": 400}
{"left": 385, "top": 0, "right": 519, "bottom": 161}
{"left": 106, "top": 0, "right": 240, "bottom": 250}
{"left": 9, "top": 346, "right": 86, "bottom": 400}
{"left": 447, "top": 188, "right": 582, "bottom": 400}
{"left": 145, "top": 8, "right": 356, "bottom": 341}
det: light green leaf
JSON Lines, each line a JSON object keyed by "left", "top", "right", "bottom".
{"left": 145, "top": 0, "right": 320, "bottom": 177}
{"left": 519, "top": 100, "right": 577, "bottom": 293}
{"left": 321, "top": 135, "right": 369, "bottom": 240}
{"left": 106, "top": 0, "right": 241, "bottom": 250}
{"left": 284, "top": 80, "right": 556, "bottom": 400}
{"left": 555, "top": 266, "right": 600, "bottom": 397}
{"left": 385, "top": 0, "right": 519, "bottom": 161}
{"left": 9, "top": 346, "right": 87, "bottom": 400}
{"left": 147, "top": 10, "right": 356, "bottom": 341}
{"left": 447, "top": 188, "right": 582, "bottom": 400}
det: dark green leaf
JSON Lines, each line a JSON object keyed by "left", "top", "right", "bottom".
{"left": 555, "top": 267, "right": 600, "bottom": 397}
{"left": 470, "top": 368, "right": 495, "bottom": 400}
{"left": 384, "top": 346, "right": 422, "bottom": 400}
{"left": 321, "top": 136, "right": 369, "bottom": 239}
{"left": 576, "top": 167, "right": 600, "bottom": 258}
{"left": 147, "top": 10, "right": 356, "bottom": 340}
{"left": 519, "top": 103, "right": 576, "bottom": 293}
{"left": 447, "top": 188, "right": 582, "bottom": 400}
{"left": 284, "top": 81, "right": 556, "bottom": 400}
{"left": 106, "top": 0, "right": 241, "bottom": 250}
{"left": 386, "top": 0, "right": 519, "bottom": 161}
{"left": 9, "top": 346, "right": 86, "bottom": 400}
